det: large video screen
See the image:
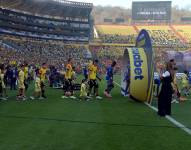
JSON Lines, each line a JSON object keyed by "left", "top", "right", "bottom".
{"left": 132, "top": 1, "right": 172, "bottom": 20}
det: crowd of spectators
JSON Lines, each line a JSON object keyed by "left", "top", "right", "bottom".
{"left": 96, "top": 26, "right": 190, "bottom": 48}
{"left": 148, "top": 30, "right": 187, "bottom": 47}
{"left": 98, "top": 29, "right": 188, "bottom": 47}
{"left": 99, "top": 34, "right": 136, "bottom": 44}
{"left": 154, "top": 47, "right": 191, "bottom": 73}
{"left": 90, "top": 45, "right": 124, "bottom": 74}
{"left": 1, "top": 34, "right": 190, "bottom": 78}
{"left": 0, "top": 35, "right": 90, "bottom": 72}
{"left": 0, "top": 34, "right": 125, "bottom": 75}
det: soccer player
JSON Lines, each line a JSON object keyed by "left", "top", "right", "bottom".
{"left": 24, "top": 62, "right": 29, "bottom": 91}
{"left": 83, "top": 66, "right": 88, "bottom": 80}
{"left": 71, "top": 66, "right": 77, "bottom": 81}
{"left": 181, "top": 70, "right": 190, "bottom": 96}
{"left": 104, "top": 60, "right": 117, "bottom": 98}
{"left": 17, "top": 65, "right": 26, "bottom": 101}
{"left": 80, "top": 79, "right": 91, "bottom": 100}
{"left": 30, "top": 72, "right": 41, "bottom": 100}
{"left": 87, "top": 59, "right": 102, "bottom": 99}
{"left": 171, "top": 68, "right": 181, "bottom": 103}
{"left": 10, "top": 65, "right": 18, "bottom": 90}
{"left": 0, "top": 66, "right": 2, "bottom": 99}
{"left": 62, "top": 58, "right": 76, "bottom": 99}
{"left": 123, "top": 64, "right": 130, "bottom": 97}
{"left": 154, "top": 73, "right": 161, "bottom": 97}
{"left": 189, "top": 71, "right": 191, "bottom": 85}
{"left": 39, "top": 63, "right": 47, "bottom": 99}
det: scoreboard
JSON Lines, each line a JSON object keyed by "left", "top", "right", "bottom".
{"left": 132, "top": 1, "right": 172, "bottom": 20}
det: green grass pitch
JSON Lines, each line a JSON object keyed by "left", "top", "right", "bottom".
{"left": 0, "top": 76, "right": 191, "bottom": 150}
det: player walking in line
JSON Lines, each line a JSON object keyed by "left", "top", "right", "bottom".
{"left": 30, "top": 72, "right": 42, "bottom": 100}
{"left": 17, "top": 64, "right": 26, "bottom": 101}
{"left": 87, "top": 59, "right": 102, "bottom": 100}
{"left": 62, "top": 58, "right": 76, "bottom": 99}
{"left": 0, "top": 64, "right": 8, "bottom": 100}
{"left": 39, "top": 63, "right": 47, "bottom": 99}
{"left": 104, "top": 60, "right": 117, "bottom": 98}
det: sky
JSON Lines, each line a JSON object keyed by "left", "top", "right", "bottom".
{"left": 71, "top": 0, "right": 191, "bottom": 9}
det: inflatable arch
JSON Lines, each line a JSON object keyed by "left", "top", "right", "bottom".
{"left": 121, "top": 30, "right": 154, "bottom": 102}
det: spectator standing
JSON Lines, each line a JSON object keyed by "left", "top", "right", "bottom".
{"left": 158, "top": 62, "right": 175, "bottom": 117}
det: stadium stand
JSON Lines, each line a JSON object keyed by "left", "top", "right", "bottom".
{"left": 95, "top": 25, "right": 137, "bottom": 44}
{"left": 1, "top": 0, "right": 191, "bottom": 73}
{"left": 0, "top": 0, "right": 93, "bottom": 42}
{"left": 0, "top": 0, "right": 93, "bottom": 17}
{"left": 0, "top": 35, "right": 90, "bottom": 71}
{"left": 95, "top": 24, "right": 191, "bottom": 48}
{"left": 136, "top": 25, "right": 186, "bottom": 47}
{"left": 174, "top": 25, "right": 191, "bottom": 44}
{"left": 90, "top": 45, "right": 124, "bottom": 73}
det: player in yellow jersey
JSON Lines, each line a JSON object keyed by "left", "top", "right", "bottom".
{"left": 181, "top": 70, "right": 190, "bottom": 96}
{"left": 80, "top": 79, "right": 91, "bottom": 100}
{"left": 65, "top": 60, "right": 73, "bottom": 80}
{"left": 39, "top": 63, "right": 47, "bottom": 99}
{"left": 62, "top": 58, "right": 76, "bottom": 99}
{"left": 0, "top": 67, "right": 2, "bottom": 99}
{"left": 17, "top": 64, "right": 26, "bottom": 100}
{"left": 24, "top": 62, "right": 29, "bottom": 91}
{"left": 171, "top": 68, "right": 181, "bottom": 103}
{"left": 0, "top": 64, "right": 8, "bottom": 100}
{"left": 88, "top": 59, "right": 102, "bottom": 100}
{"left": 30, "top": 72, "right": 41, "bottom": 100}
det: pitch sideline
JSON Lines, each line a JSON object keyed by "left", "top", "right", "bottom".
{"left": 113, "top": 81, "right": 191, "bottom": 136}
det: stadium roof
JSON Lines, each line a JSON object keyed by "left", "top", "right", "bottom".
{"left": 0, "top": 0, "right": 93, "bottom": 18}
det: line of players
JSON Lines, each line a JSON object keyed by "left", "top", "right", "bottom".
{"left": 0, "top": 58, "right": 117, "bottom": 101}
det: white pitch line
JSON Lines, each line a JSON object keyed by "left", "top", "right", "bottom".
{"left": 114, "top": 81, "right": 191, "bottom": 136}
{"left": 145, "top": 102, "right": 191, "bottom": 135}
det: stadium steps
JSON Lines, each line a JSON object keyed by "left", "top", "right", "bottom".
{"left": 170, "top": 25, "right": 188, "bottom": 43}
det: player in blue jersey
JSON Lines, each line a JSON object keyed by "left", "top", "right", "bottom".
{"left": 104, "top": 61, "right": 117, "bottom": 98}
{"left": 83, "top": 66, "right": 88, "bottom": 80}
{"left": 123, "top": 64, "right": 130, "bottom": 97}
{"left": 154, "top": 72, "right": 161, "bottom": 97}
{"left": 188, "top": 71, "right": 191, "bottom": 85}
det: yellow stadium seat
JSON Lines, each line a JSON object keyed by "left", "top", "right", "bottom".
{"left": 174, "top": 25, "right": 191, "bottom": 44}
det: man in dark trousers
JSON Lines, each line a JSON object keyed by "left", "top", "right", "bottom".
{"left": 104, "top": 60, "right": 117, "bottom": 98}
{"left": 10, "top": 65, "right": 18, "bottom": 90}
{"left": 158, "top": 61, "right": 176, "bottom": 116}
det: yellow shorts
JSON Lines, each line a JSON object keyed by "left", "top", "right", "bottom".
{"left": 18, "top": 81, "right": 25, "bottom": 89}
{"left": 1, "top": 82, "right": 5, "bottom": 89}
{"left": 80, "top": 92, "right": 87, "bottom": 97}
{"left": 35, "top": 88, "right": 41, "bottom": 93}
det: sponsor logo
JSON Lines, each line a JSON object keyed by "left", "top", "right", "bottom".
{"left": 132, "top": 48, "right": 144, "bottom": 80}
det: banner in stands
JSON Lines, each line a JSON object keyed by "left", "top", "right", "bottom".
{"left": 132, "top": 1, "right": 172, "bottom": 21}
{"left": 121, "top": 30, "right": 154, "bottom": 102}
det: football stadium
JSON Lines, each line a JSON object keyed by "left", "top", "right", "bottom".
{"left": 0, "top": 0, "right": 191, "bottom": 149}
